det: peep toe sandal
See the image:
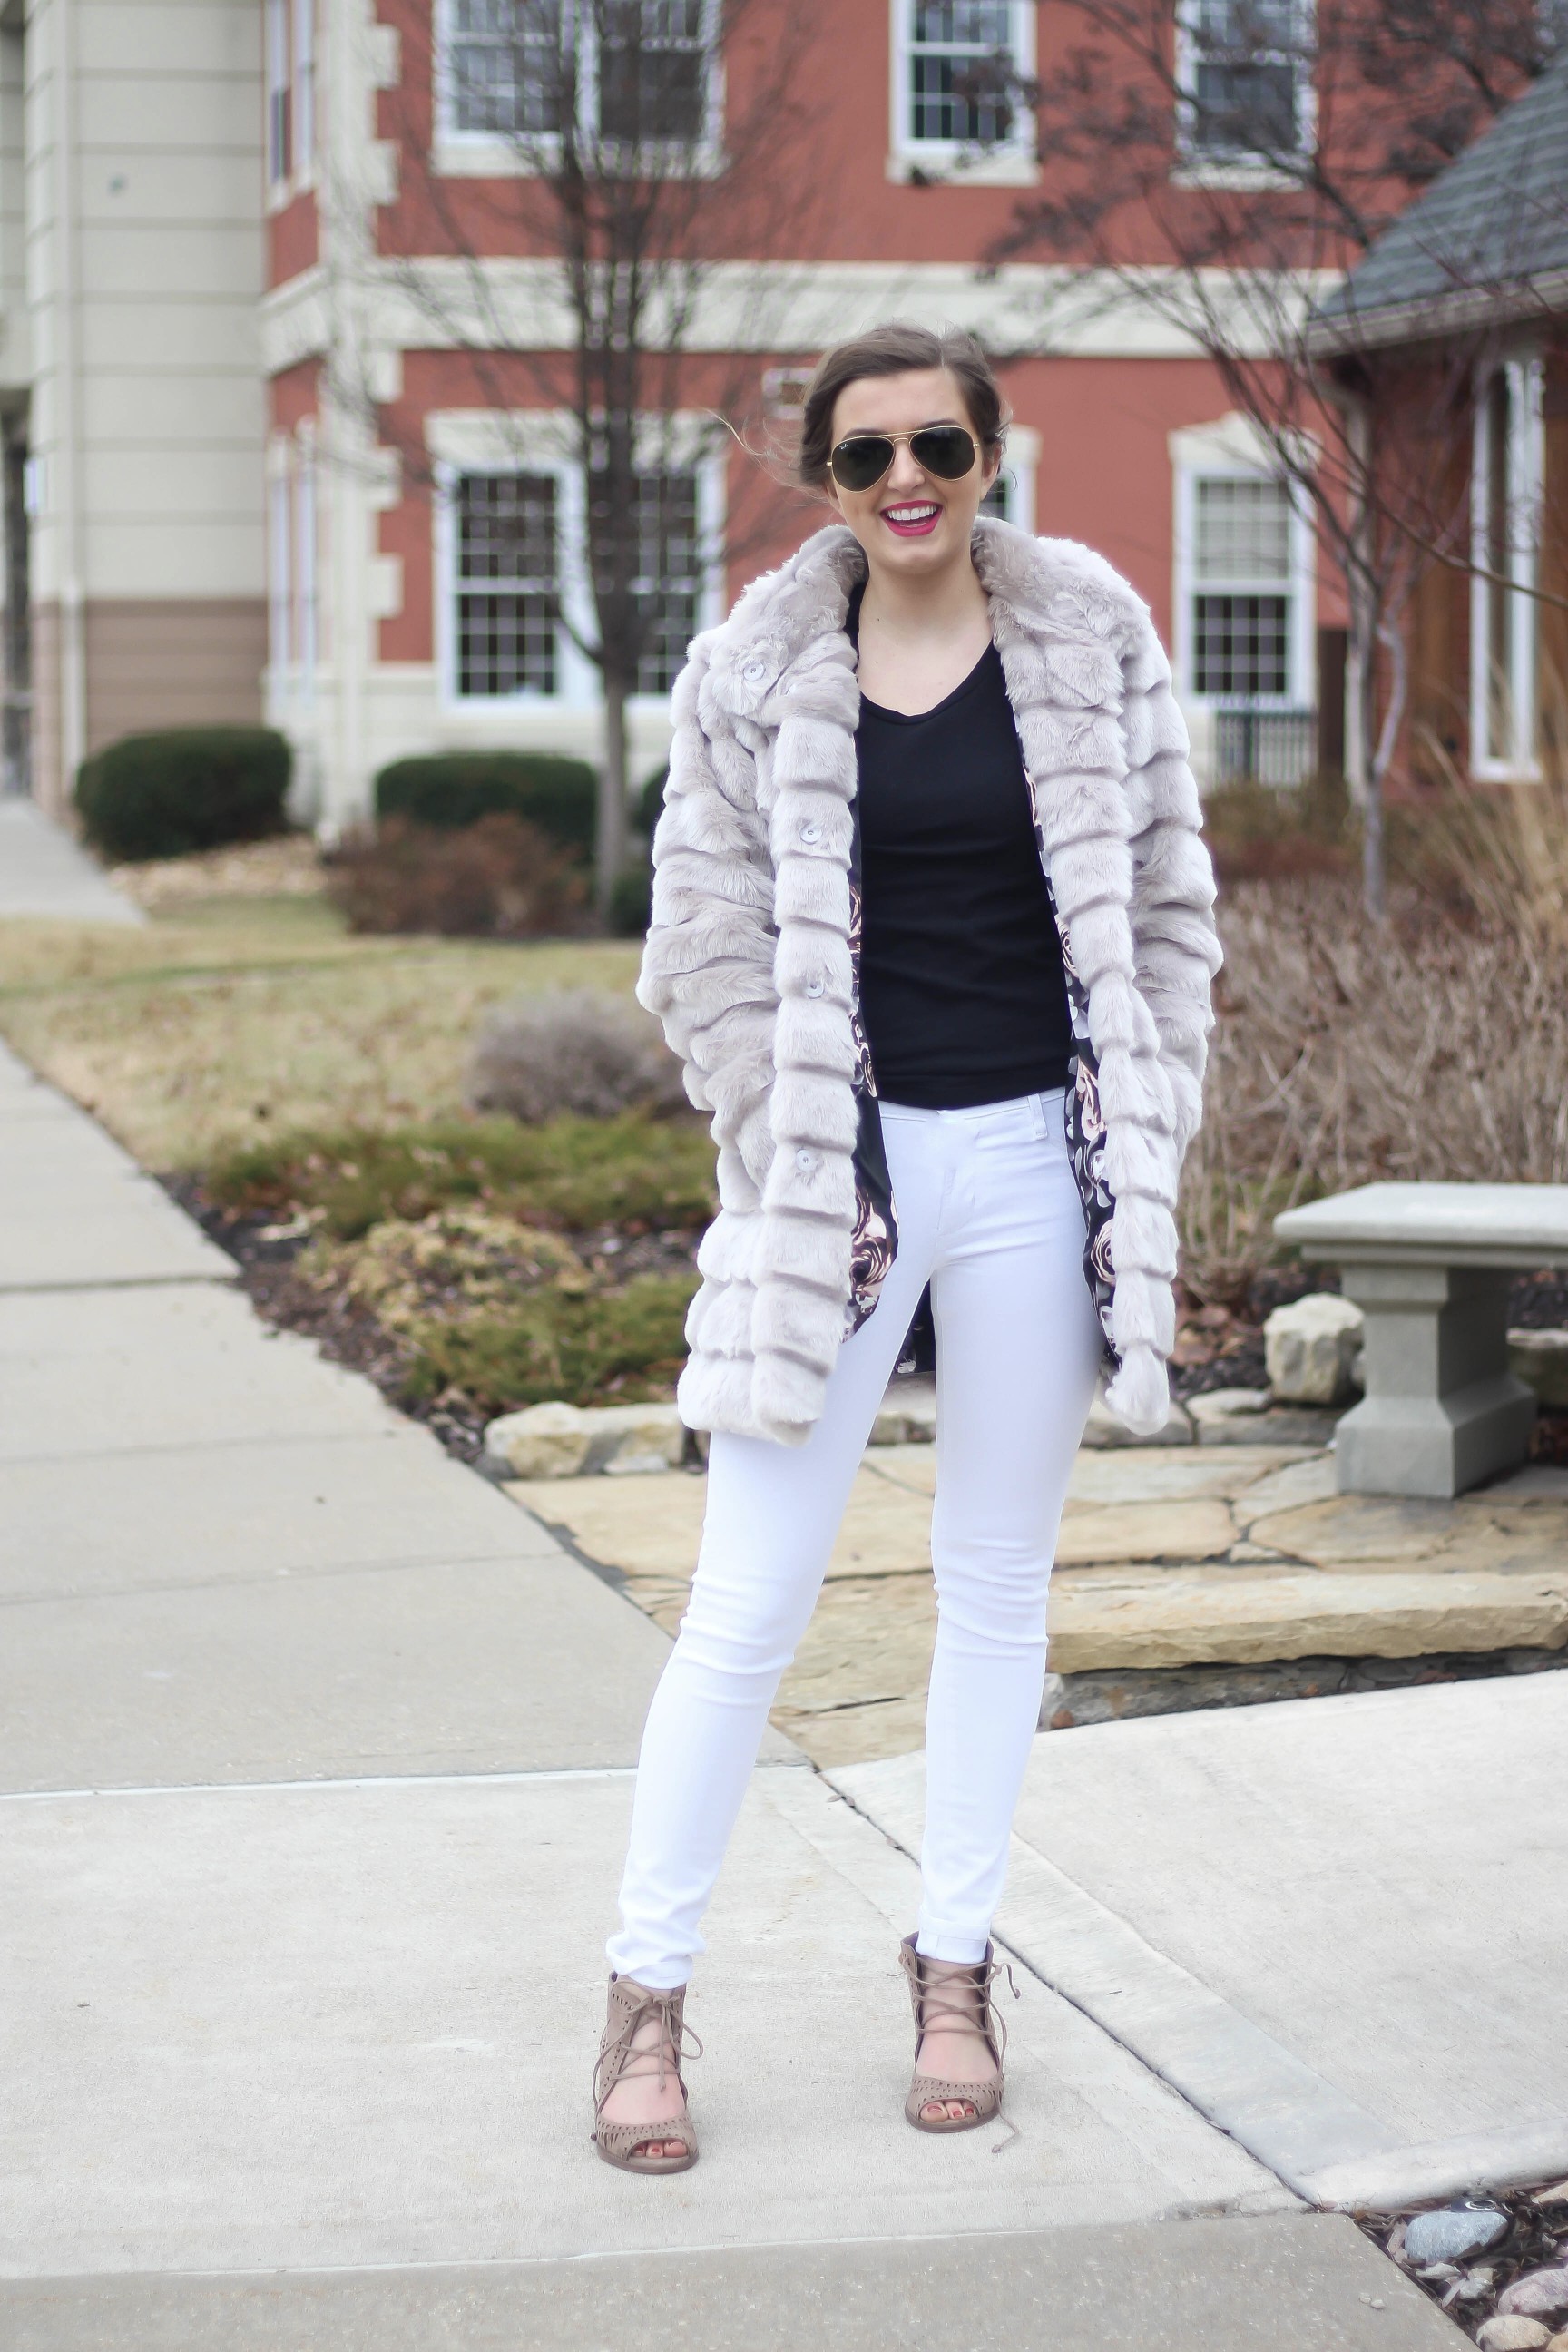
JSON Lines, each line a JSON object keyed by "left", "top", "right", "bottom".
{"left": 898, "top": 1933, "right": 1019, "bottom": 2133}
{"left": 592, "top": 1972, "right": 701, "bottom": 2175}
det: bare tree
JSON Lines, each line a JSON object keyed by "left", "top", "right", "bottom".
{"left": 378, "top": 0, "right": 821, "bottom": 916}
{"left": 964, "top": 0, "right": 1565, "bottom": 916}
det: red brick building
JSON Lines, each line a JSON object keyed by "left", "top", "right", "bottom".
{"left": 260, "top": 2, "right": 1337, "bottom": 828}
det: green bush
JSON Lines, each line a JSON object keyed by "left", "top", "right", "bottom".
{"left": 75, "top": 727, "right": 291, "bottom": 862}
{"left": 401, "top": 1270, "right": 698, "bottom": 1414}
{"left": 637, "top": 766, "right": 668, "bottom": 837}
{"left": 375, "top": 752, "right": 597, "bottom": 857}
{"left": 201, "top": 1112, "right": 716, "bottom": 1240}
{"left": 609, "top": 863, "right": 652, "bottom": 937}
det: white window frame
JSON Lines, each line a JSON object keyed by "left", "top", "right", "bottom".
{"left": 268, "top": 452, "right": 292, "bottom": 684}
{"left": 265, "top": 0, "right": 291, "bottom": 188}
{"left": 1174, "top": 0, "right": 1316, "bottom": 186}
{"left": 888, "top": 0, "right": 1037, "bottom": 185}
{"left": 433, "top": 0, "right": 726, "bottom": 180}
{"left": 294, "top": 436, "right": 318, "bottom": 696}
{"left": 1471, "top": 351, "right": 1544, "bottom": 781}
{"left": 1171, "top": 456, "right": 1314, "bottom": 715}
{"left": 979, "top": 423, "right": 1038, "bottom": 534}
{"left": 293, "top": 0, "right": 316, "bottom": 179}
{"left": 430, "top": 412, "right": 725, "bottom": 713}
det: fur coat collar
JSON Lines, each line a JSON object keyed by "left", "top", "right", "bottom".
{"left": 639, "top": 516, "right": 1220, "bottom": 1444}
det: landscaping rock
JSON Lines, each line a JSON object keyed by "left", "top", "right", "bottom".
{"left": 1264, "top": 1292, "right": 1365, "bottom": 1404}
{"left": 1188, "top": 1389, "right": 1340, "bottom": 1446}
{"left": 1500, "top": 2272, "right": 1568, "bottom": 2324}
{"left": 1404, "top": 2204, "right": 1510, "bottom": 2265}
{"left": 871, "top": 1384, "right": 937, "bottom": 1446}
{"left": 1477, "top": 2319, "right": 1552, "bottom": 2351}
{"left": 1190, "top": 1386, "right": 1270, "bottom": 1422}
{"left": 1044, "top": 1568, "right": 1568, "bottom": 1672}
{"left": 482, "top": 1400, "right": 685, "bottom": 1479}
{"left": 1081, "top": 1392, "right": 1193, "bottom": 1446}
{"left": 1510, "top": 1329, "right": 1568, "bottom": 1410}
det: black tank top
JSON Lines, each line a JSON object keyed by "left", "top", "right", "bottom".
{"left": 849, "top": 582, "right": 1073, "bottom": 1111}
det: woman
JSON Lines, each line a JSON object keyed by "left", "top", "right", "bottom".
{"left": 593, "top": 321, "right": 1220, "bottom": 2172}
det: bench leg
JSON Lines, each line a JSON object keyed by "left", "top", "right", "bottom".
{"left": 1331, "top": 1264, "right": 1536, "bottom": 1499}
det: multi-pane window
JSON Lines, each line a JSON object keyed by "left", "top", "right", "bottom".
{"left": 446, "top": 0, "right": 711, "bottom": 144}
{"left": 451, "top": 466, "right": 704, "bottom": 701}
{"left": 629, "top": 471, "right": 701, "bottom": 693}
{"left": 448, "top": 0, "right": 566, "bottom": 138}
{"left": 456, "top": 474, "right": 560, "bottom": 697}
{"left": 599, "top": 1, "right": 709, "bottom": 142}
{"left": 907, "top": 3, "right": 1016, "bottom": 145}
{"left": 1184, "top": 0, "right": 1308, "bottom": 161}
{"left": 1192, "top": 476, "right": 1291, "bottom": 698}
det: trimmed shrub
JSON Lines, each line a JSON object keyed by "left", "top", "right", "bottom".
{"left": 326, "top": 813, "right": 587, "bottom": 937}
{"left": 375, "top": 751, "right": 597, "bottom": 857}
{"left": 466, "top": 988, "right": 686, "bottom": 1123}
{"left": 75, "top": 727, "right": 291, "bottom": 863}
{"left": 637, "top": 765, "right": 668, "bottom": 837}
{"left": 609, "top": 862, "right": 652, "bottom": 937}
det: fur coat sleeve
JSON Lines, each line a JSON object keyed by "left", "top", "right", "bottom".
{"left": 635, "top": 632, "right": 780, "bottom": 1213}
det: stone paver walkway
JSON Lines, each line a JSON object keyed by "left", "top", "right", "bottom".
{"left": 0, "top": 1032, "right": 1488, "bottom": 2347}
{"left": 507, "top": 1441, "right": 1568, "bottom": 1765}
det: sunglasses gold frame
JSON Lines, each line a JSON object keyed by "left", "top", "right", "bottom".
{"left": 828, "top": 426, "right": 983, "bottom": 493}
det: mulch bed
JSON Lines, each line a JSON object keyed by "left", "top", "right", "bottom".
{"left": 171, "top": 1173, "right": 1568, "bottom": 1469}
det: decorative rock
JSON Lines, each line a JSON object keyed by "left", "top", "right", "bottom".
{"left": 1264, "top": 1292, "right": 1365, "bottom": 1405}
{"left": 1509, "top": 1328, "right": 1568, "bottom": 1410}
{"left": 1190, "top": 1387, "right": 1270, "bottom": 1421}
{"left": 482, "top": 1400, "right": 686, "bottom": 1479}
{"left": 1081, "top": 1392, "right": 1194, "bottom": 1447}
{"left": 870, "top": 1384, "right": 937, "bottom": 1446}
{"left": 1045, "top": 1567, "right": 1568, "bottom": 1673}
{"left": 1186, "top": 1388, "right": 1339, "bottom": 1446}
{"left": 1500, "top": 2272, "right": 1568, "bottom": 2323}
{"left": 1477, "top": 2319, "right": 1551, "bottom": 2352}
{"left": 1404, "top": 2204, "right": 1511, "bottom": 2265}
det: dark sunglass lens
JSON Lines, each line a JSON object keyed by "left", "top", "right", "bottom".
{"left": 911, "top": 427, "right": 976, "bottom": 479}
{"left": 831, "top": 436, "right": 895, "bottom": 492}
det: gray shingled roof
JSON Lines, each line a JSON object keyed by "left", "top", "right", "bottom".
{"left": 1309, "top": 48, "right": 1568, "bottom": 349}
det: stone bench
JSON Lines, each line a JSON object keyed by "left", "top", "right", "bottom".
{"left": 1273, "top": 1182, "right": 1568, "bottom": 1498}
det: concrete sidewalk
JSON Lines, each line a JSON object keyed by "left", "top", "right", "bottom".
{"left": 0, "top": 1034, "right": 1474, "bottom": 2348}
{"left": 0, "top": 796, "right": 143, "bottom": 924}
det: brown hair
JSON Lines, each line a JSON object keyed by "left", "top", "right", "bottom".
{"left": 797, "top": 321, "right": 1006, "bottom": 490}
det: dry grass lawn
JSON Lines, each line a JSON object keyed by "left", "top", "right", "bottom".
{"left": 0, "top": 894, "right": 642, "bottom": 1169}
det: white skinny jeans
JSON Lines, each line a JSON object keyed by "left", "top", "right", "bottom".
{"left": 607, "top": 1087, "right": 1103, "bottom": 1989}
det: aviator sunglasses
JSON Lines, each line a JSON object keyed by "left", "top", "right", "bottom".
{"left": 828, "top": 424, "right": 982, "bottom": 494}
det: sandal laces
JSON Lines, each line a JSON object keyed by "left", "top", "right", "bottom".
{"left": 906, "top": 1945, "right": 1021, "bottom": 2068}
{"left": 593, "top": 1981, "right": 704, "bottom": 2121}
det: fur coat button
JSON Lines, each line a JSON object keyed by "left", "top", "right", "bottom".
{"left": 794, "top": 1147, "right": 817, "bottom": 1172}
{"left": 803, "top": 976, "right": 825, "bottom": 996}
{"left": 800, "top": 821, "right": 821, "bottom": 845}
{"left": 741, "top": 658, "right": 769, "bottom": 683}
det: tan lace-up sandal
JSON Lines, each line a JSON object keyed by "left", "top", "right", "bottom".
{"left": 592, "top": 1973, "right": 701, "bottom": 2175}
{"left": 898, "top": 1933, "right": 1019, "bottom": 2133}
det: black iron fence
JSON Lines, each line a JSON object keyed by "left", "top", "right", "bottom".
{"left": 1214, "top": 705, "right": 1318, "bottom": 788}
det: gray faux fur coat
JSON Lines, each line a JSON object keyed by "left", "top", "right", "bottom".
{"left": 637, "top": 515, "right": 1221, "bottom": 1446}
